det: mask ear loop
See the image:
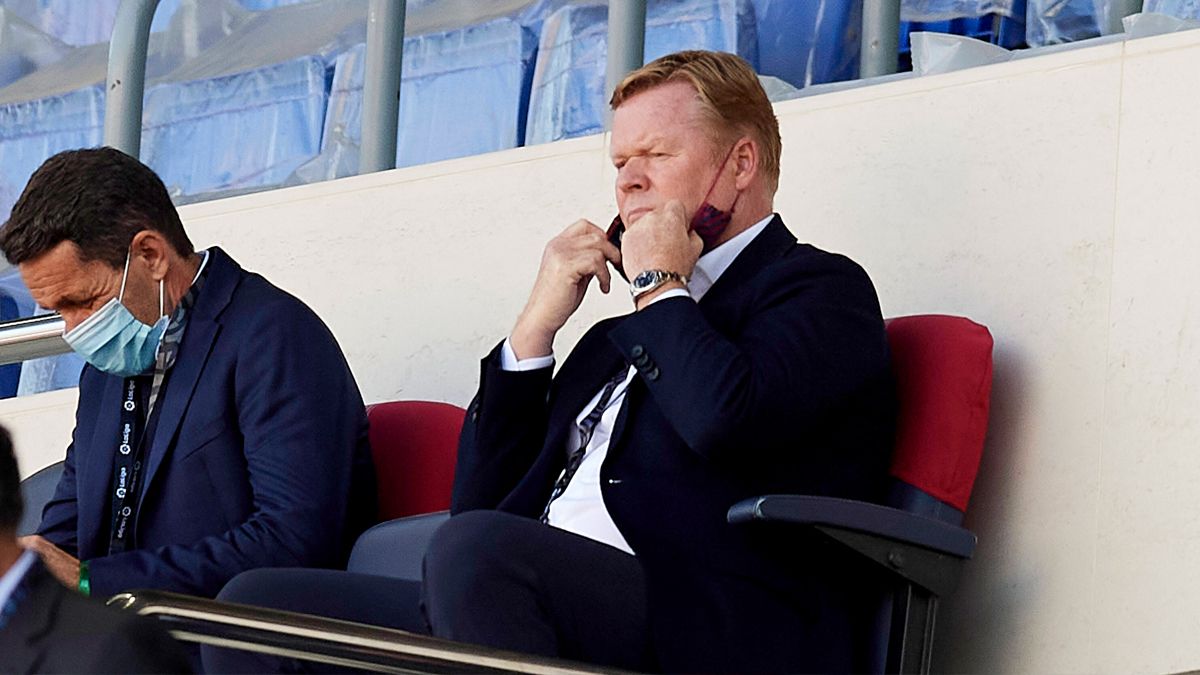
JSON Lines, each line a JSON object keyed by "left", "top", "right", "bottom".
{"left": 117, "top": 251, "right": 133, "bottom": 302}
{"left": 697, "top": 143, "right": 741, "bottom": 213}
{"left": 158, "top": 277, "right": 165, "bottom": 320}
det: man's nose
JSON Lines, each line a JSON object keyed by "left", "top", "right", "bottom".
{"left": 616, "top": 161, "right": 647, "bottom": 194}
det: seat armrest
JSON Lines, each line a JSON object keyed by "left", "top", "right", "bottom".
{"left": 729, "top": 495, "right": 977, "bottom": 597}
{"left": 107, "top": 589, "right": 623, "bottom": 674}
{"left": 347, "top": 511, "right": 450, "bottom": 580}
{"left": 728, "top": 495, "right": 976, "bottom": 558}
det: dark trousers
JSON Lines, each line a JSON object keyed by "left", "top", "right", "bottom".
{"left": 201, "top": 569, "right": 426, "bottom": 673}
{"left": 423, "top": 510, "right": 654, "bottom": 671}
{"left": 206, "top": 510, "right": 654, "bottom": 673}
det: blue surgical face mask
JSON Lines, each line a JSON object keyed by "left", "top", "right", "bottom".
{"left": 63, "top": 251, "right": 168, "bottom": 377}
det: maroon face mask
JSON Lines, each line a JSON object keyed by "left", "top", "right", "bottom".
{"left": 606, "top": 145, "right": 740, "bottom": 280}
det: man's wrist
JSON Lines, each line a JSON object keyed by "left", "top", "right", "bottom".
{"left": 634, "top": 280, "right": 687, "bottom": 311}
{"left": 509, "top": 318, "right": 555, "bottom": 361}
{"left": 77, "top": 560, "right": 90, "bottom": 596}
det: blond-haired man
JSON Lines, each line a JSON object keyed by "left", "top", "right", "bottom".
{"left": 431, "top": 50, "right": 896, "bottom": 672}
{"left": 210, "top": 50, "right": 897, "bottom": 674}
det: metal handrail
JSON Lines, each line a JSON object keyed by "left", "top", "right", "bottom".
{"left": 109, "top": 589, "right": 627, "bottom": 674}
{"left": 0, "top": 315, "right": 68, "bottom": 367}
{"left": 105, "top": 0, "right": 162, "bottom": 156}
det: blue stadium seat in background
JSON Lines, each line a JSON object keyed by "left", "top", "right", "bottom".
{"left": 751, "top": 0, "right": 861, "bottom": 89}
{"left": 141, "top": 0, "right": 367, "bottom": 202}
{"left": 295, "top": 2, "right": 550, "bottom": 181}
{"left": 525, "top": 0, "right": 758, "bottom": 146}
{"left": 0, "top": 53, "right": 106, "bottom": 231}
{"left": 0, "top": 0, "right": 246, "bottom": 217}
{"left": 0, "top": 0, "right": 176, "bottom": 46}
{"left": 0, "top": 8, "right": 68, "bottom": 89}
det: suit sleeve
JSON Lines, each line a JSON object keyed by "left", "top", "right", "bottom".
{"left": 86, "top": 298, "right": 368, "bottom": 597}
{"left": 451, "top": 341, "right": 553, "bottom": 513}
{"left": 608, "top": 254, "right": 890, "bottom": 461}
{"left": 35, "top": 367, "right": 95, "bottom": 555}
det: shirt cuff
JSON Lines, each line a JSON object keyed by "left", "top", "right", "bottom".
{"left": 500, "top": 338, "right": 555, "bottom": 372}
{"left": 646, "top": 288, "right": 693, "bottom": 305}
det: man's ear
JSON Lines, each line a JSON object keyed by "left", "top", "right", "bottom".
{"left": 129, "top": 230, "right": 171, "bottom": 282}
{"left": 732, "top": 136, "right": 759, "bottom": 191}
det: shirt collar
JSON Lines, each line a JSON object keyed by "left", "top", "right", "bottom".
{"left": 0, "top": 549, "right": 37, "bottom": 612}
{"left": 687, "top": 213, "right": 775, "bottom": 301}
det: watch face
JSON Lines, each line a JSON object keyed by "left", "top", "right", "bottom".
{"left": 632, "top": 270, "right": 657, "bottom": 290}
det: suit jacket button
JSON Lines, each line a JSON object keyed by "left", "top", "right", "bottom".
{"left": 633, "top": 354, "right": 650, "bottom": 368}
{"left": 647, "top": 367, "right": 661, "bottom": 381}
{"left": 630, "top": 345, "right": 645, "bottom": 358}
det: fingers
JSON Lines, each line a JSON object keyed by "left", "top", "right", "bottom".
{"left": 18, "top": 535, "right": 43, "bottom": 551}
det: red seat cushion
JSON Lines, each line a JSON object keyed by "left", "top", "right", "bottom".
{"left": 366, "top": 400, "right": 465, "bottom": 521}
{"left": 886, "top": 315, "right": 993, "bottom": 512}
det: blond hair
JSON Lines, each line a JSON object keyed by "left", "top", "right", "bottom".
{"left": 610, "top": 50, "right": 782, "bottom": 193}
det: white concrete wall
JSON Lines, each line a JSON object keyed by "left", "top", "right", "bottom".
{"left": 5, "top": 28, "right": 1200, "bottom": 673}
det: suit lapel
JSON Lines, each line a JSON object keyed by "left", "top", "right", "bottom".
{"left": 138, "top": 248, "right": 240, "bottom": 507}
{"left": 77, "top": 375, "right": 122, "bottom": 558}
{"left": 546, "top": 317, "right": 630, "bottom": 447}
{"left": 698, "top": 214, "right": 796, "bottom": 316}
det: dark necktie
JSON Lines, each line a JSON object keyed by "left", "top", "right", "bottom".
{"left": 540, "top": 369, "right": 629, "bottom": 523}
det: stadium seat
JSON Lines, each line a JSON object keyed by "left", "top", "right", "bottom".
{"left": 751, "top": 0, "right": 862, "bottom": 89}
{"left": 140, "top": 0, "right": 367, "bottom": 201}
{"left": 525, "top": 0, "right": 758, "bottom": 145}
{"left": 366, "top": 399, "right": 463, "bottom": 522}
{"left": 727, "top": 314, "right": 993, "bottom": 673}
{"left": 17, "top": 459, "right": 63, "bottom": 536}
{"left": 297, "top": 16, "right": 539, "bottom": 180}
{"left": 344, "top": 400, "right": 464, "bottom": 581}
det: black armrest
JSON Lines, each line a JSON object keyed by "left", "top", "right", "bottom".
{"left": 107, "top": 589, "right": 624, "bottom": 674}
{"left": 728, "top": 495, "right": 977, "bottom": 597}
{"left": 729, "top": 495, "right": 976, "bottom": 557}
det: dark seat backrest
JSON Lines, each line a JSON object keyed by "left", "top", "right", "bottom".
{"left": 366, "top": 401, "right": 465, "bottom": 521}
{"left": 885, "top": 315, "right": 994, "bottom": 517}
{"left": 18, "top": 460, "right": 64, "bottom": 536}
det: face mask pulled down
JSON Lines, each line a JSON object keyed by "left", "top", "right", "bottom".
{"left": 63, "top": 252, "right": 167, "bottom": 378}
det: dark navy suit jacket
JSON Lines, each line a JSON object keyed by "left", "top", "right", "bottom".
{"left": 38, "top": 247, "right": 376, "bottom": 598}
{"left": 453, "top": 216, "right": 896, "bottom": 672}
{"left": 0, "top": 559, "right": 190, "bottom": 673}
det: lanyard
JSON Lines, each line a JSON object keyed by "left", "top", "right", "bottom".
{"left": 109, "top": 376, "right": 148, "bottom": 555}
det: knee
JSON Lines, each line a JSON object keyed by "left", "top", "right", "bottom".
{"left": 216, "top": 568, "right": 302, "bottom": 607}
{"left": 423, "top": 511, "right": 527, "bottom": 597}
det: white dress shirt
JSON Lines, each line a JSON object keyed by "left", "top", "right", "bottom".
{"left": 0, "top": 549, "right": 37, "bottom": 611}
{"left": 501, "top": 214, "right": 776, "bottom": 554}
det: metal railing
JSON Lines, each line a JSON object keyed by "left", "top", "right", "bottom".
{"left": 605, "top": 0, "right": 647, "bottom": 128}
{"left": 0, "top": 315, "right": 68, "bottom": 367}
{"left": 109, "top": 589, "right": 626, "bottom": 674}
{"left": 104, "top": 0, "right": 161, "bottom": 156}
{"left": 360, "top": 0, "right": 407, "bottom": 173}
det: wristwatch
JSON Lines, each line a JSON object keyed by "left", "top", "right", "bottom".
{"left": 630, "top": 269, "right": 688, "bottom": 299}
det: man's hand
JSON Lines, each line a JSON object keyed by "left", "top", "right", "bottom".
{"left": 511, "top": 220, "right": 622, "bottom": 359}
{"left": 19, "top": 535, "right": 81, "bottom": 588}
{"left": 620, "top": 201, "right": 703, "bottom": 304}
